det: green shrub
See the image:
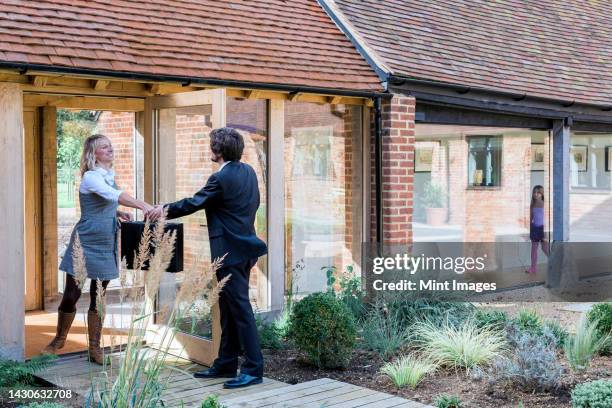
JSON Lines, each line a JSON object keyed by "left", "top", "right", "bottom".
{"left": 571, "top": 379, "right": 612, "bottom": 408}
{"left": 511, "top": 309, "right": 543, "bottom": 336}
{"left": 380, "top": 355, "right": 436, "bottom": 388}
{"left": 324, "top": 265, "right": 366, "bottom": 321}
{"left": 256, "top": 315, "right": 284, "bottom": 350}
{"left": 382, "top": 291, "right": 475, "bottom": 331}
{"left": 361, "top": 304, "right": 410, "bottom": 359}
{"left": 587, "top": 303, "right": 612, "bottom": 355}
{"left": 414, "top": 319, "right": 506, "bottom": 370}
{"left": 435, "top": 395, "right": 462, "bottom": 408}
{"left": 565, "top": 315, "right": 605, "bottom": 372}
{"left": 199, "top": 394, "right": 226, "bottom": 408}
{"left": 474, "top": 309, "right": 508, "bottom": 331}
{"left": 288, "top": 292, "right": 357, "bottom": 369}
{"left": 0, "top": 355, "right": 56, "bottom": 388}
{"left": 543, "top": 320, "right": 569, "bottom": 349}
{"left": 274, "top": 308, "right": 292, "bottom": 339}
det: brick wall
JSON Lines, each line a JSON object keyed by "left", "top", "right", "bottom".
{"left": 376, "top": 95, "right": 415, "bottom": 246}
{"left": 97, "top": 112, "right": 136, "bottom": 201}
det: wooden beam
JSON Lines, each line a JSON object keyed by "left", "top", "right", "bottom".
{"left": 245, "top": 90, "right": 261, "bottom": 99}
{"left": 0, "top": 71, "right": 29, "bottom": 83}
{"left": 547, "top": 118, "right": 571, "bottom": 289}
{"left": 2, "top": 69, "right": 373, "bottom": 105}
{"left": 552, "top": 119, "right": 570, "bottom": 241}
{"left": 0, "top": 82, "right": 25, "bottom": 360}
{"left": 24, "top": 94, "right": 144, "bottom": 111}
{"left": 328, "top": 96, "right": 343, "bottom": 105}
{"left": 23, "top": 108, "right": 43, "bottom": 311}
{"left": 41, "top": 106, "right": 59, "bottom": 304}
{"left": 93, "top": 79, "right": 110, "bottom": 91}
{"left": 21, "top": 76, "right": 150, "bottom": 97}
{"left": 32, "top": 76, "right": 48, "bottom": 88}
{"left": 415, "top": 103, "right": 551, "bottom": 129}
{"left": 269, "top": 98, "right": 285, "bottom": 313}
{"left": 288, "top": 92, "right": 302, "bottom": 101}
{"left": 148, "top": 84, "right": 162, "bottom": 95}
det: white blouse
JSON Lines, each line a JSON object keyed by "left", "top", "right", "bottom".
{"left": 79, "top": 167, "right": 122, "bottom": 202}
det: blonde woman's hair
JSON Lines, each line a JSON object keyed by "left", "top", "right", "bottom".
{"left": 80, "top": 134, "right": 111, "bottom": 176}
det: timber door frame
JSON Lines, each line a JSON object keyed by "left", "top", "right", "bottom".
{"left": 23, "top": 107, "right": 43, "bottom": 311}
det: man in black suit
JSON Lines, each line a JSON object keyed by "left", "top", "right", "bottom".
{"left": 147, "top": 127, "right": 267, "bottom": 389}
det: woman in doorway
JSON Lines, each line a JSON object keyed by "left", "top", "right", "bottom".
{"left": 43, "top": 134, "right": 152, "bottom": 363}
{"left": 527, "top": 185, "right": 549, "bottom": 274}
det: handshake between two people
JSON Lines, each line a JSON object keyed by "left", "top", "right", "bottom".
{"left": 117, "top": 201, "right": 167, "bottom": 223}
{"left": 144, "top": 204, "right": 166, "bottom": 221}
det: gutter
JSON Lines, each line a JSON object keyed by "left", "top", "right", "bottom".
{"left": 0, "top": 61, "right": 386, "bottom": 99}
{"left": 374, "top": 96, "right": 383, "bottom": 254}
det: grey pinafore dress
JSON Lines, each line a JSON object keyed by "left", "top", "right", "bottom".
{"left": 59, "top": 185, "right": 120, "bottom": 280}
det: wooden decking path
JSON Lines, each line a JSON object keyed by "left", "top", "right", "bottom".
{"left": 36, "top": 350, "right": 432, "bottom": 407}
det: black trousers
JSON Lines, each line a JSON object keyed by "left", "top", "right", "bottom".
{"left": 58, "top": 274, "right": 109, "bottom": 313}
{"left": 212, "top": 258, "right": 263, "bottom": 377}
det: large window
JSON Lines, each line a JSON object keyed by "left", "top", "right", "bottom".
{"left": 156, "top": 98, "right": 270, "bottom": 340}
{"left": 467, "top": 136, "right": 502, "bottom": 187}
{"left": 570, "top": 133, "right": 612, "bottom": 241}
{"left": 227, "top": 97, "right": 269, "bottom": 309}
{"left": 570, "top": 133, "right": 612, "bottom": 190}
{"left": 413, "top": 125, "right": 551, "bottom": 244}
{"left": 284, "top": 102, "right": 363, "bottom": 296}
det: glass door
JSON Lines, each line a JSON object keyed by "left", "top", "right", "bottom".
{"left": 147, "top": 89, "right": 226, "bottom": 366}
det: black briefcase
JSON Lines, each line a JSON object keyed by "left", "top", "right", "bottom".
{"left": 120, "top": 221, "right": 184, "bottom": 273}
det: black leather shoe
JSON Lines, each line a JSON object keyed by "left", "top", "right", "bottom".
{"left": 223, "top": 373, "right": 263, "bottom": 389}
{"left": 193, "top": 367, "right": 236, "bottom": 379}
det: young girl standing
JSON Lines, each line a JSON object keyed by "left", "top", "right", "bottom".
{"left": 527, "top": 185, "right": 549, "bottom": 273}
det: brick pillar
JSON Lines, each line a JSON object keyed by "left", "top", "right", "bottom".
{"left": 379, "top": 94, "right": 415, "bottom": 246}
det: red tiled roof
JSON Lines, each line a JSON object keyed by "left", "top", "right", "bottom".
{"left": 0, "top": 0, "right": 382, "bottom": 92}
{"left": 331, "top": 0, "right": 612, "bottom": 105}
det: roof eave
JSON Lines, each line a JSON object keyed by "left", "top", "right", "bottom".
{"left": 389, "top": 74, "right": 612, "bottom": 124}
{"left": 1, "top": 61, "right": 386, "bottom": 98}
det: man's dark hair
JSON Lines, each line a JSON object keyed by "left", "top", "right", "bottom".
{"left": 210, "top": 127, "right": 244, "bottom": 161}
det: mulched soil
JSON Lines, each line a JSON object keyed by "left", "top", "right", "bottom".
{"left": 263, "top": 348, "right": 612, "bottom": 408}
{"left": 263, "top": 304, "right": 612, "bottom": 408}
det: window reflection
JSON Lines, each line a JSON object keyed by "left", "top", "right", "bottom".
{"left": 284, "top": 102, "right": 363, "bottom": 296}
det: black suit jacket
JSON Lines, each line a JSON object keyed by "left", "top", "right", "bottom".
{"left": 165, "top": 161, "right": 268, "bottom": 267}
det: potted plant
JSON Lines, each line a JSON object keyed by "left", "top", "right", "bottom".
{"left": 421, "top": 181, "right": 448, "bottom": 226}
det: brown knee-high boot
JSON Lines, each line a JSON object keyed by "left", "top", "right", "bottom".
{"left": 43, "top": 310, "right": 76, "bottom": 354}
{"left": 87, "top": 310, "right": 105, "bottom": 364}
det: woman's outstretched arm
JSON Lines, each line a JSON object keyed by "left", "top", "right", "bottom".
{"left": 119, "top": 192, "right": 153, "bottom": 213}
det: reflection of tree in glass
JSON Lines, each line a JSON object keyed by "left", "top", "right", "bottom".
{"left": 57, "top": 109, "right": 98, "bottom": 169}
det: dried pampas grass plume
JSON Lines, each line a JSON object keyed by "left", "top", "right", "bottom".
{"left": 135, "top": 218, "right": 152, "bottom": 271}
{"left": 96, "top": 279, "right": 106, "bottom": 322}
{"left": 175, "top": 253, "right": 228, "bottom": 311}
{"left": 145, "top": 209, "right": 177, "bottom": 297}
{"left": 72, "top": 233, "right": 87, "bottom": 290}
{"left": 119, "top": 257, "right": 128, "bottom": 302}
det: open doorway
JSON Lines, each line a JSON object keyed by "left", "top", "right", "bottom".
{"left": 25, "top": 106, "right": 144, "bottom": 358}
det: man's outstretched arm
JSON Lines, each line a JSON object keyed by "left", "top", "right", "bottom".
{"left": 149, "top": 173, "right": 222, "bottom": 220}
